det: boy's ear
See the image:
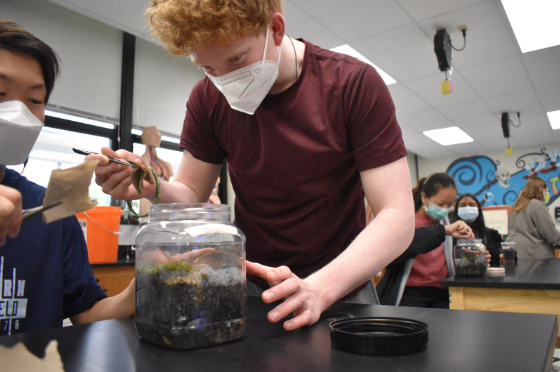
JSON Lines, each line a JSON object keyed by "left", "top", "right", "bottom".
{"left": 270, "top": 12, "right": 285, "bottom": 46}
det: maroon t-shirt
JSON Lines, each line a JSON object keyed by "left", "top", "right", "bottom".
{"left": 180, "top": 40, "right": 407, "bottom": 286}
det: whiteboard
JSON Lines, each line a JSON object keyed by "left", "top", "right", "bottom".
{"left": 482, "top": 209, "right": 509, "bottom": 236}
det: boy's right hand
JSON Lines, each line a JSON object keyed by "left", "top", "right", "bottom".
{"left": 0, "top": 184, "right": 23, "bottom": 247}
{"left": 87, "top": 146, "right": 152, "bottom": 201}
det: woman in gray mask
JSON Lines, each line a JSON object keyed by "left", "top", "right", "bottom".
{"left": 450, "top": 193, "right": 503, "bottom": 266}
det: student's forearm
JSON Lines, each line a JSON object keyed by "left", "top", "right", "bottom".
{"left": 305, "top": 206, "right": 414, "bottom": 309}
{"left": 143, "top": 179, "right": 206, "bottom": 204}
{"left": 71, "top": 279, "right": 135, "bottom": 325}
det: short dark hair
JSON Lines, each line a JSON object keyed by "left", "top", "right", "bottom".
{"left": 0, "top": 19, "right": 60, "bottom": 103}
{"left": 412, "top": 173, "right": 456, "bottom": 212}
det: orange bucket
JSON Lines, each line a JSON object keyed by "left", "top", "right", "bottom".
{"left": 76, "top": 206, "right": 123, "bottom": 264}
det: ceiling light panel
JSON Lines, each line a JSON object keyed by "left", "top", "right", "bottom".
{"left": 501, "top": 0, "right": 560, "bottom": 53}
{"left": 423, "top": 126, "right": 474, "bottom": 146}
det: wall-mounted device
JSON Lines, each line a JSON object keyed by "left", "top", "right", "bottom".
{"left": 501, "top": 112, "right": 510, "bottom": 138}
{"left": 434, "top": 30, "right": 453, "bottom": 72}
{"left": 501, "top": 112, "right": 521, "bottom": 156}
{"left": 434, "top": 25, "right": 468, "bottom": 95}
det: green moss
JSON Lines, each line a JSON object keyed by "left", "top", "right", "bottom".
{"left": 162, "top": 260, "right": 194, "bottom": 272}
{"left": 137, "top": 260, "right": 194, "bottom": 276}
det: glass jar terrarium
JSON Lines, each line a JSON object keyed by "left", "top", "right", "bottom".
{"left": 453, "top": 239, "right": 487, "bottom": 276}
{"left": 134, "top": 203, "right": 246, "bottom": 349}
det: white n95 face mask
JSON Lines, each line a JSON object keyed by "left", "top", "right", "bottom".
{"left": 0, "top": 100, "right": 43, "bottom": 165}
{"left": 206, "top": 27, "right": 282, "bottom": 115}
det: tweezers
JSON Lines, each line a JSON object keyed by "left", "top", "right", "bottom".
{"left": 22, "top": 201, "right": 63, "bottom": 221}
{"left": 72, "top": 148, "right": 133, "bottom": 167}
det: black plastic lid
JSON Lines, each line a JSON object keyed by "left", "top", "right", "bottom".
{"left": 329, "top": 317, "right": 429, "bottom": 356}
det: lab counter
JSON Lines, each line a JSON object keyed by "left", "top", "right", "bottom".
{"left": 441, "top": 259, "right": 560, "bottom": 290}
{"left": 90, "top": 257, "right": 135, "bottom": 297}
{"left": 441, "top": 259, "right": 560, "bottom": 347}
{"left": 0, "top": 298, "right": 557, "bottom": 372}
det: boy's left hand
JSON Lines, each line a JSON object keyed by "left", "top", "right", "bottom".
{"left": 246, "top": 261, "right": 327, "bottom": 331}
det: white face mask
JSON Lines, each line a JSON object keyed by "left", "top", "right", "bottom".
{"left": 0, "top": 100, "right": 43, "bottom": 165}
{"left": 206, "top": 27, "right": 282, "bottom": 115}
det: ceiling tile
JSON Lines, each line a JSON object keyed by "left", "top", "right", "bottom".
{"left": 396, "top": 0, "right": 489, "bottom": 22}
{"left": 536, "top": 85, "right": 560, "bottom": 113}
{"left": 484, "top": 90, "right": 542, "bottom": 117}
{"left": 508, "top": 113, "right": 552, "bottom": 135}
{"left": 463, "top": 121, "right": 505, "bottom": 141}
{"left": 477, "top": 137, "right": 520, "bottom": 151}
{"left": 521, "top": 46, "right": 560, "bottom": 89}
{"left": 416, "top": 1, "right": 519, "bottom": 68}
{"left": 397, "top": 109, "right": 454, "bottom": 132}
{"left": 294, "top": 0, "right": 412, "bottom": 42}
{"left": 447, "top": 141, "right": 488, "bottom": 156}
{"left": 352, "top": 24, "right": 438, "bottom": 82}
{"left": 438, "top": 100, "right": 495, "bottom": 127}
{"left": 459, "top": 56, "right": 533, "bottom": 98}
{"left": 388, "top": 84, "right": 431, "bottom": 115}
{"left": 512, "top": 129, "right": 555, "bottom": 147}
{"left": 404, "top": 71, "right": 479, "bottom": 108}
{"left": 283, "top": 1, "right": 345, "bottom": 49}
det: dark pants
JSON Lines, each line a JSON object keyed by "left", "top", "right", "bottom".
{"left": 399, "top": 286, "right": 449, "bottom": 309}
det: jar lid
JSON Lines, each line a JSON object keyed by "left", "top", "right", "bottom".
{"left": 457, "top": 238, "right": 483, "bottom": 244}
{"left": 486, "top": 267, "right": 505, "bottom": 276}
{"left": 329, "top": 317, "right": 428, "bottom": 356}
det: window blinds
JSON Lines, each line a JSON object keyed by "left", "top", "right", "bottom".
{"left": 133, "top": 37, "right": 203, "bottom": 137}
{"left": 1, "top": 0, "right": 122, "bottom": 123}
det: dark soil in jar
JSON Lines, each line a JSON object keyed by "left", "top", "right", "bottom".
{"left": 135, "top": 262, "right": 245, "bottom": 349}
{"left": 454, "top": 258, "right": 488, "bottom": 276}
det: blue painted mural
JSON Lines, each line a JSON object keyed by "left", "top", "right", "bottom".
{"left": 446, "top": 146, "right": 560, "bottom": 207}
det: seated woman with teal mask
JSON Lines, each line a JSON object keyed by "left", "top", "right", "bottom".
{"left": 395, "top": 173, "right": 458, "bottom": 308}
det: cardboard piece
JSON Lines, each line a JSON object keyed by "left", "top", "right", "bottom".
{"left": 0, "top": 340, "right": 65, "bottom": 372}
{"left": 42, "top": 161, "right": 98, "bottom": 224}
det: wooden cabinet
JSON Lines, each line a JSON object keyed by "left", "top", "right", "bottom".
{"left": 91, "top": 265, "right": 135, "bottom": 297}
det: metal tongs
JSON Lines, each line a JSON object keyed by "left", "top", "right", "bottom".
{"left": 22, "top": 201, "right": 63, "bottom": 221}
{"left": 72, "top": 148, "right": 132, "bottom": 167}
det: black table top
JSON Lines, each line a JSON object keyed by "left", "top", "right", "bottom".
{"left": 0, "top": 298, "right": 557, "bottom": 372}
{"left": 90, "top": 258, "right": 135, "bottom": 268}
{"left": 442, "top": 258, "right": 560, "bottom": 290}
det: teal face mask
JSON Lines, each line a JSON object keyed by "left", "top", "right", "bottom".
{"left": 423, "top": 201, "right": 452, "bottom": 221}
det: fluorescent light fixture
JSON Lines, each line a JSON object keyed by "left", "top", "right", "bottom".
{"left": 45, "top": 109, "right": 115, "bottom": 129}
{"left": 131, "top": 129, "right": 143, "bottom": 136}
{"left": 161, "top": 135, "right": 180, "bottom": 144}
{"left": 423, "top": 126, "right": 473, "bottom": 146}
{"left": 501, "top": 0, "right": 560, "bottom": 53}
{"left": 548, "top": 110, "right": 560, "bottom": 130}
{"left": 330, "top": 44, "right": 396, "bottom": 85}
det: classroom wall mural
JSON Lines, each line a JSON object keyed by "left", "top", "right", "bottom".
{"left": 446, "top": 146, "right": 560, "bottom": 207}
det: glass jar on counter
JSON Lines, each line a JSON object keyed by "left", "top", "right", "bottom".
{"left": 453, "top": 239, "right": 487, "bottom": 276}
{"left": 134, "top": 203, "right": 246, "bottom": 349}
{"left": 501, "top": 241, "right": 517, "bottom": 264}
